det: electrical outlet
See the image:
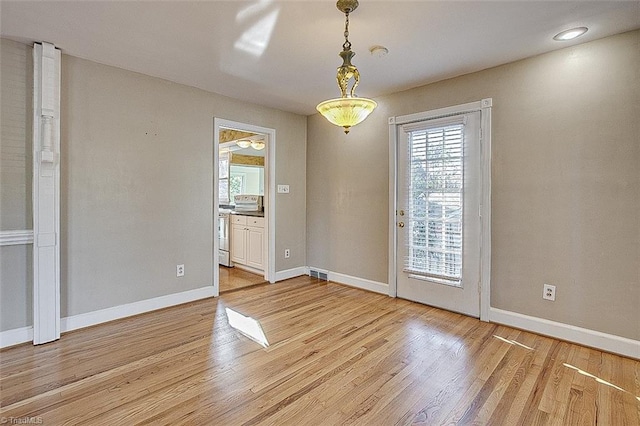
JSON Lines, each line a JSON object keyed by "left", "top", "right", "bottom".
{"left": 543, "top": 284, "right": 556, "bottom": 301}
{"left": 177, "top": 264, "right": 185, "bottom": 277}
{"left": 284, "top": 249, "right": 290, "bottom": 259}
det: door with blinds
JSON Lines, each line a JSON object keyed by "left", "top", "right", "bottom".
{"left": 396, "top": 111, "right": 481, "bottom": 317}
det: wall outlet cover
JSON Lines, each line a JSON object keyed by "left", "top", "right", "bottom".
{"left": 543, "top": 284, "right": 556, "bottom": 301}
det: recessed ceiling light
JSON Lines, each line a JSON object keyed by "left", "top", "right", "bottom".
{"left": 553, "top": 27, "right": 588, "bottom": 41}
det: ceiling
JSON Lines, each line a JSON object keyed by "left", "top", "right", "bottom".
{"left": 1, "top": 1, "right": 638, "bottom": 116}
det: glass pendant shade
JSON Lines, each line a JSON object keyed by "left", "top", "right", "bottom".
{"left": 236, "top": 140, "right": 251, "bottom": 148}
{"left": 316, "top": 97, "right": 377, "bottom": 134}
{"left": 250, "top": 141, "right": 265, "bottom": 150}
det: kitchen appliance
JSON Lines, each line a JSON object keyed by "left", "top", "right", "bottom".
{"left": 234, "top": 194, "right": 263, "bottom": 212}
{"left": 218, "top": 211, "right": 233, "bottom": 267}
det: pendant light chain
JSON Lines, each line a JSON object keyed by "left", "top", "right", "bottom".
{"left": 343, "top": 11, "right": 351, "bottom": 51}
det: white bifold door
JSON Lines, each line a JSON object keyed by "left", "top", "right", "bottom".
{"left": 396, "top": 111, "right": 482, "bottom": 317}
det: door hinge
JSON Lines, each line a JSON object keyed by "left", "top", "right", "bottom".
{"left": 478, "top": 282, "right": 482, "bottom": 293}
{"left": 478, "top": 204, "right": 482, "bottom": 218}
{"left": 479, "top": 128, "right": 483, "bottom": 140}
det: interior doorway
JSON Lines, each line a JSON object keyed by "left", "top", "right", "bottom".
{"left": 213, "top": 119, "right": 276, "bottom": 296}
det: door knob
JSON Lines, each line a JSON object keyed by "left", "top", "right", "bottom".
{"left": 398, "top": 222, "right": 405, "bottom": 228}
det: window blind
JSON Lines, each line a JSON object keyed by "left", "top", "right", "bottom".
{"left": 404, "top": 120, "right": 465, "bottom": 284}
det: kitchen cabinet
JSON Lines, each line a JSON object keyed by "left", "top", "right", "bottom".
{"left": 230, "top": 215, "right": 265, "bottom": 271}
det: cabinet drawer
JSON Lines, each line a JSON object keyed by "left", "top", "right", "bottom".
{"left": 231, "top": 215, "right": 247, "bottom": 225}
{"left": 247, "top": 217, "right": 265, "bottom": 228}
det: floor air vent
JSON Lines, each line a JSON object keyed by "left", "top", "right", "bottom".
{"left": 309, "top": 269, "right": 328, "bottom": 281}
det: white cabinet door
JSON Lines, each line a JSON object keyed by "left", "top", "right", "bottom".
{"left": 230, "top": 215, "right": 264, "bottom": 271}
{"left": 230, "top": 224, "right": 247, "bottom": 264}
{"left": 246, "top": 226, "right": 264, "bottom": 270}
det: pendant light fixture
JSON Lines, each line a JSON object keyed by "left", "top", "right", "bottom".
{"left": 250, "top": 140, "right": 265, "bottom": 150}
{"left": 235, "top": 138, "right": 265, "bottom": 150}
{"left": 316, "top": 0, "right": 377, "bottom": 134}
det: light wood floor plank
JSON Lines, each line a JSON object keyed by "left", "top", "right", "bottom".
{"left": 1, "top": 276, "right": 638, "bottom": 425}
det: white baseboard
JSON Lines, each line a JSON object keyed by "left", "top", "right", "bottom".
{"left": 61, "top": 286, "right": 216, "bottom": 333}
{"left": 274, "top": 266, "right": 307, "bottom": 282}
{"left": 232, "top": 263, "right": 265, "bottom": 277}
{"left": 489, "top": 307, "right": 639, "bottom": 360}
{"left": 320, "top": 269, "right": 389, "bottom": 295}
{"left": 0, "top": 325, "right": 34, "bottom": 348}
{"left": 0, "top": 286, "right": 216, "bottom": 348}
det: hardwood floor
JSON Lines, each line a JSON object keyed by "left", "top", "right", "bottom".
{"left": 219, "top": 265, "right": 267, "bottom": 293}
{"left": 1, "top": 276, "right": 638, "bottom": 425}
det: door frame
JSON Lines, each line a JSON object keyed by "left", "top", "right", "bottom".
{"left": 388, "top": 99, "right": 492, "bottom": 321}
{"left": 213, "top": 118, "right": 276, "bottom": 297}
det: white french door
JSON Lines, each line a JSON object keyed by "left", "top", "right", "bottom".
{"left": 395, "top": 109, "right": 483, "bottom": 317}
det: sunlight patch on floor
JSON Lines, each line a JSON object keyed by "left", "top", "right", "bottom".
{"left": 563, "top": 363, "right": 639, "bottom": 401}
{"left": 226, "top": 307, "right": 269, "bottom": 348}
{"left": 493, "top": 335, "right": 534, "bottom": 350}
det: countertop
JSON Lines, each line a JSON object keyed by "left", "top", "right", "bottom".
{"left": 231, "top": 210, "right": 264, "bottom": 217}
{"left": 219, "top": 208, "right": 264, "bottom": 217}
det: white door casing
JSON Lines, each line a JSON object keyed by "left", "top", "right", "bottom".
{"left": 389, "top": 99, "right": 492, "bottom": 321}
{"left": 213, "top": 118, "right": 276, "bottom": 296}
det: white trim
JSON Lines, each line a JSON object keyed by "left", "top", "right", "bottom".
{"left": 32, "top": 42, "right": 62, "bottom": 345}
{"left": 393, "top": 100, "right": 488, "bottom": 126}
{"left": 213, "top": 118, "right": 276, "bottom": 296}
{"left": 479, "top": 99, "right": 492, "bottom": 321}
{"left": 388, "top": 98, "right": 492, "bottom": 320}
{"left": 307, "top": 266, "right": 389, "bottom": 294}
{"left": 61, "top": 286, "right": 215, "bottom": 333}
{"left": 489, "top": 307, "right": 640, "bottom": 360}
{"left": 274, "top": 266, "right": 307, "bottom": 282}
{"left": 0, "top": 230, "right": 34, "bottom": 246}
{"left": 388, "top": 117, "right": 398, "bottom": 297}
{"left": 327, "top": 270, "right": 389, "bottom": 295}
{"left": 1, "top": 286, "right": 215, "bottom": 348}
{"left": 213, "top": 119, "right": 221, "bottom": 297}
{"left": 232, "top": 263, "right": 265, "bottom": 276}
{"left": 0, "top": 326, "right": 34, "bottom": 348}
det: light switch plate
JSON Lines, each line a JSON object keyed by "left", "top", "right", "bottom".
{"left": 277, "top": 185, "right": 290, "bottom": 194}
